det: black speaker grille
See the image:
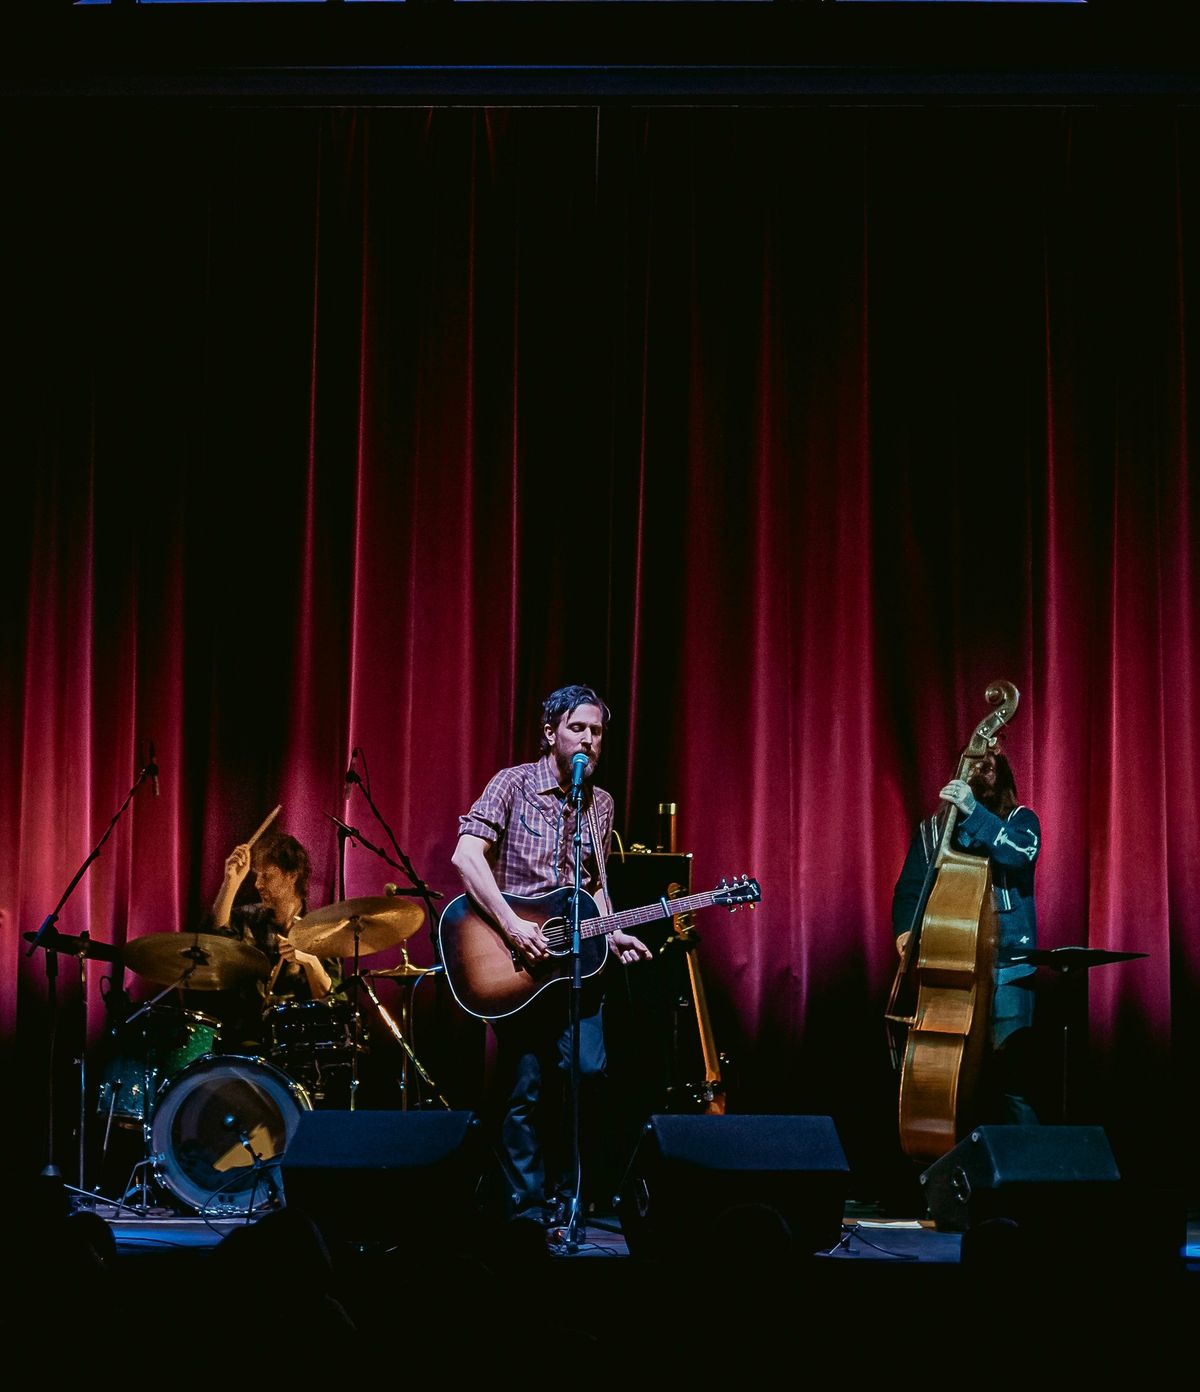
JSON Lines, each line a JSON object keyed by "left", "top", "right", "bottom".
{"left": 617, "top": 1114, "right": 849, "bottom": 1261}
{"left": 920, "top": 1125, "right": 1122, "bottom": 1233}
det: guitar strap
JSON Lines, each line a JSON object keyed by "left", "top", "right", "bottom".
{"left": 586, "top": 797, "right": 612, "bottom": 914}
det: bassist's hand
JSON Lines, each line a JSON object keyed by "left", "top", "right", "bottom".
{"left": 895, "top": 930, "right": 911, "bottom": 958}
{"left": 939, "top": 779, "right": 977, "bottom": 816}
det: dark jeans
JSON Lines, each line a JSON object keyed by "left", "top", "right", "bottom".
{"left": 490, "top": 988, "right": 608, "bottom": 1217}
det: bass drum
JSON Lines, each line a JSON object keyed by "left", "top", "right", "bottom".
{"left": 151, "top": 1054, "right": 311, "bottom": 1217}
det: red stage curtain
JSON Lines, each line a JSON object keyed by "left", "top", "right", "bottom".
{"left": 1, "top": 104, "right": 1196, "bottom": 1197}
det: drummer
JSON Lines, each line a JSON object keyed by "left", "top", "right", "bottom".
{"left": 201, "top": 831, "right": 342, "bottom": 1054}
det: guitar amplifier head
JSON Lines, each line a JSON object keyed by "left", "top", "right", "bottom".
{"left": 607, "top": 851, "right": 692, "bottom": 913}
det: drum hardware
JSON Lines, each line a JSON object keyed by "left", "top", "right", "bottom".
{"left": 262, "top": 998, "right": 367, "bottom": 1106}
{"left": 325, "top": 761, "right": 448, "bottom": 1109}
{"left": 350, "top": 965, "right": 450, "bottom": 1110}
{"left": 289, "top": 895, "right": 425, "bottom": 1111}
{"left": 20, "top": 926, "right": 123, "bottom": 1198}
{"left": 23, "top": 747, "right": 154, "bottom": 1191}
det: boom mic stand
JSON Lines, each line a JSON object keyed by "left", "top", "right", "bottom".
{"left": 326, "top": 752, "right": 445, "bottom": 1108}
{"left": 343, "top": 751, "right": 443, "bottom": 951}
{"left": 24, "top": 751, "right": 156, "bottom": 1193}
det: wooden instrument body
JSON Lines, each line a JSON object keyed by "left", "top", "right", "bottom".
{"left": 898, "top": 844, "right": 998, "bottom": 1158}
{"left": 889, "top": 678, "right": 1019, "bottom": 1163}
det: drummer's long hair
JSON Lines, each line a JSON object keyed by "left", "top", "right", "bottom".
{"left": 253, "top": 833, "right": 312, "bottom": 908}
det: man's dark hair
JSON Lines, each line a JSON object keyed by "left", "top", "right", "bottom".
{"left": 539, "top": 684, "right": 611, "bottom": 754}
{"left": 252, "top": 832, "right": 312, "bottom": 906}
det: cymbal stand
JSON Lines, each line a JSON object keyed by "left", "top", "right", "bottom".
{"left": 107, "top": 968, "right": 198, "bottom": 1213}
{"left": 347, "top": 918, "right": 364, "bottom": 1112}
{"left": 357, "top": 971, "right": 450, "bottom": 1109}
{"left": 23, "top": 752, "right": 156, "bottom": 1188}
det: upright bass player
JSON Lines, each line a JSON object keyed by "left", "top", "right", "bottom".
{"left": 891, "top": 723, "right": 1043, "bottom": 1140}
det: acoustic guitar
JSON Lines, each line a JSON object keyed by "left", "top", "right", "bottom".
{"left": 437, "top": 876, "right": 761, "bottom": 1022}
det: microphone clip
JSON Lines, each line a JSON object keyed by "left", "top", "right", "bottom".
{"left": 569, "top": 751, "right": 589, "bottom": 798}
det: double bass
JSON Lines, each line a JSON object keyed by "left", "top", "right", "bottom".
{"left": 884, "top": 679, "right": 1020, "bottom": 1163}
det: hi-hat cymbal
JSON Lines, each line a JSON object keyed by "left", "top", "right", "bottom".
{"left": 123, "top": 932, "right": 270, "bottom": 991}
{"left": 289, "top": 896, "right": 425, "bottom": 959}
{"left": 363, "top": 963, "right": 442, "bottom": 980}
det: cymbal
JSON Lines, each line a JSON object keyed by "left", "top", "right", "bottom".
{"left": 289, "top": 896, "right": 425, "bottom": 959}
{"left": 363, "top": 963, "right": 442, "bottom": 980}
{"left": 123, "top": 932, "right": 270, "bottom": 991}
{"left": 22, "top": 928, "right": 122, "bottom": 964}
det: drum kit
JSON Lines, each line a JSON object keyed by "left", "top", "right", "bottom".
{"left": 97, "top": 894, "right": 444, "bottom": 1218}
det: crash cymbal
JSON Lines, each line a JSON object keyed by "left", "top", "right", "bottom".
{"left": 123, "top": 932, "right": 270, "bottom": 991}
{"left": 289, "top": 896, "right": 425, "bottom": 959}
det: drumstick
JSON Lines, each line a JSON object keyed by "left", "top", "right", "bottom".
{"left": 246, "top": 804, "right": 282, "bottom": 849}
{"left": 264, "top": 955, "right": 286, "bottom": 998}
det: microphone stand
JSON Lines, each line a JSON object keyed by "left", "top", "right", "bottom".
{"left": 324, "top": 809, "right": 446, "bottom": 1109}
{"left": 343, "top": 760, "right": 443, "bottom": 951}
{"left": 337, "top": 754, "right": 445, "bottom": 1110}
{"left": 24, "top": 756, "right": 154, "bottom": 1189}
{"left": 206, "top": 1117, "right": 273, "bottom": 1222}
{"left": 561, "top": 773, "right": 587, "bottom": 1252}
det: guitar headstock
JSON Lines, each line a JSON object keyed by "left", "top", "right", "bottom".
{"left": 714, "top": 874, "right": 761, "bottom": 909}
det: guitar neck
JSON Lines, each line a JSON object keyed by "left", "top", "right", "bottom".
{"left": 588, "top": 889, "right": 726, "bottom": 941}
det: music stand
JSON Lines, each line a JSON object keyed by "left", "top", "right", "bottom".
{"left": 1009, "top": 947, "right": 1148, "bottom": 1123}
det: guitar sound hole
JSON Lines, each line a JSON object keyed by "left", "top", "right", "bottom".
{"left": 543, "top": 918, "right": 570, "bottom": 954}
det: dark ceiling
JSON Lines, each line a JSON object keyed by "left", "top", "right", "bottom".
{"left": 4, "top": 2, "right": 1200, "bottom": 103}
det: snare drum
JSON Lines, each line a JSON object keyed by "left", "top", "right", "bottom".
{"left": 151, "top": 1054, "right": 311, "bottom": 1216}
{"left": 265, "top": 998, "right": 361, "bottom": 1052}
{"left": 96, "top": 1006, "right": 223, "bottom": 1127}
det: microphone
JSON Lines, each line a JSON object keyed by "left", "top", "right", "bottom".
{"left": 344, "top": 747, "right": 361, "bottom": 791}
{"left": 325, "top": 811, "right": 362, "bottom": 841}
{"left": 385, "top": 879, "right": 442, "bottom": 901}
{"left": 223, "top": 1112, "right": 256, "bottom": 1156}
{"left": 570, "top": 751, "right": 589, "bottom": 792}
{"left": 148, "top": 741, "right": 160, "bottom": 797}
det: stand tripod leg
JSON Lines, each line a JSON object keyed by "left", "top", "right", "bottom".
{"left": 359, "top": 978, "right": 451, "bottom": 1109}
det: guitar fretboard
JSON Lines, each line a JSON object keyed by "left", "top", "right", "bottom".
{"left": 580, "top": 890, "right": 734, "bottom": 941}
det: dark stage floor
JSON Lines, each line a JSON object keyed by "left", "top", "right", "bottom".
{"left": 17, "top": 1178, "right": 1195, "bottom": 1382}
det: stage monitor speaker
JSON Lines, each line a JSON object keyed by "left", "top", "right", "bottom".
{"left": 919, "top": 1124, "right": 1122, "bottom": 1234}
{"left": 280, "top": 1109, "right": 482, "bottom": 1250}
{"left": 616, "top": 1114, "right": 850, "bottom": 1262}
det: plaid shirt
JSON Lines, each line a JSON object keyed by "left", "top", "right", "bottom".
{"left": 458, "top": 753, "right": 613, "bottom": 899}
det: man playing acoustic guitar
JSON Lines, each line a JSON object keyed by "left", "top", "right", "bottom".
{"left": 449, "top": 683, "right": 652, "bottom": 1231}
